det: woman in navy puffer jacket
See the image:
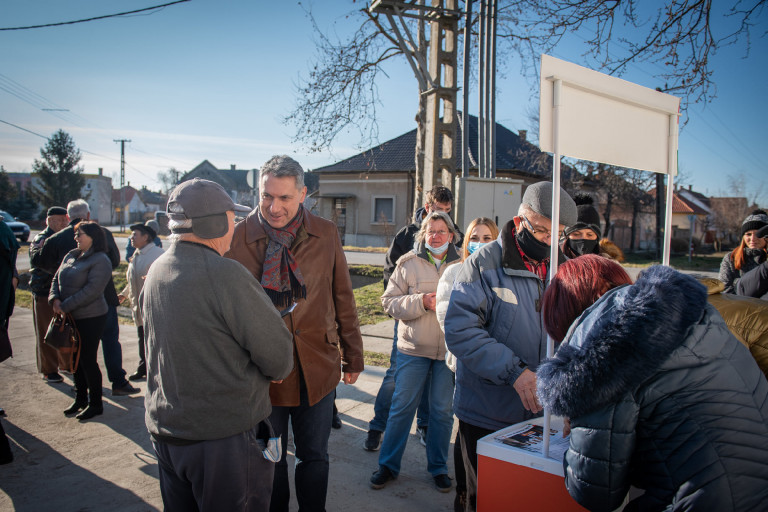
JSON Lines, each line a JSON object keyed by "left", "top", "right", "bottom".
{"left": 537, "top": 255, "right": 768, "bottom": 512}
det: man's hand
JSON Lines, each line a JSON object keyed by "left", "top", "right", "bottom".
{"left": 117, "top": 294, "right": 126, "bottom": 304}
{"left": 342, "top": 372, "right": 359, "bottom": 385}
{"left": 11, "top": 277, "right": 18, "bottom": 290}
{"left": 513, "top": 369, "right": 542, "bottom": 414}
{"left": 422, "top": 292, "right": 437, "bottom": 311}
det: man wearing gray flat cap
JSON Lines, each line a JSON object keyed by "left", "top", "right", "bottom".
{"left": 141, "top": 178, "right": 294, "bottom": 511}
{"left": 444, "top": 180, "right": 576, "bottom": 511}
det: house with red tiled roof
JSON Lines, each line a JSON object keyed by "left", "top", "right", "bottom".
{"left": 651, "top": 184, "right": 713, "bottom": 247}
{"left": 112, "top": 185, "right": 148, "bottom": 224}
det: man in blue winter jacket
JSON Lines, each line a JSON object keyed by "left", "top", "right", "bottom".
{"left": 444, "top": 181, "right": 576, "bottom": 511}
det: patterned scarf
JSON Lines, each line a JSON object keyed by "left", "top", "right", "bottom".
{"left": 258, "top": 206, "right": 307, "bottom": 309}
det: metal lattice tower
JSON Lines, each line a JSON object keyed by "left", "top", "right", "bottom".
{"left": 370, "top": 0, "right": 460, "bottom": 208}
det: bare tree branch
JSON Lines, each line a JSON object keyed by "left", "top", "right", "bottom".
{"left": 287, "top": 0, "right": 766, "bottom": 151}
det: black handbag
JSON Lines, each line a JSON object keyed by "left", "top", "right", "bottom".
{"left": 44, "top": 313, "right": 81, "bottom": 372}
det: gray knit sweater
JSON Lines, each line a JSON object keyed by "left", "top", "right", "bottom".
{"left": 142, "top": 241, "right": 293, "bottom": 441}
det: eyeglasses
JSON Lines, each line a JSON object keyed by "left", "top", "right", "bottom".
{"left": 74, "top": 232, "right": 82, "bottom": 238}
{"left": 521, "top": 215, "right": 564, "bottom": 239}
{"left": 426, "top": 230, "right": 450, "bottom": 237}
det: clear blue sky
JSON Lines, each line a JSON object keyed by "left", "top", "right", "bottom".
{"left": 1, "top": 1, "right": 766, "bottom": 205}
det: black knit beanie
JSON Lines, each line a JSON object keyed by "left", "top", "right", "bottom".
{"left": 741, "top": 209, "right": 768, "bottom": 236}
{"left": 564, "top": 193, "right": 601, "bottom": 237}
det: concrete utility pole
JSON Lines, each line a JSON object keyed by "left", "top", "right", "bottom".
{"left": 370, "top": 0, "right": 461, "bottom": 208}
{"left": 114, "top": 139, "right": 131, "bottom": 231}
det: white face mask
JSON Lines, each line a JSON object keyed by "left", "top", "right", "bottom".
{"left": 426, "top": 241, "right": 450, "bottom": 254}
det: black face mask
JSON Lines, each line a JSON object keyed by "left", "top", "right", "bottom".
{"left": 566, "top": 238, "right": 599, "bottom": 257}
{"left": 516, "top": 226, "right": 551, "bottom": 261}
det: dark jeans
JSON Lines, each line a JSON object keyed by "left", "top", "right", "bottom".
{"left": 269, "top": 377, "right": 334, "bottom": 512}
{"left": 101, "top": 305, "right": 128, "bottom": 387}
{"left": 73, "top": 314, "right": 107, "bottom": 408}
{"left": 369, "top": 319, "right": 430, "bottom": 432}
{"left": 153, "top": 424, "right": 275, "bottom": 512}
{"left": 136, "top": 325, "right": 145, "bottom": 372}
{"left": 458, "top": 420, "right": 495, "bottom": 512}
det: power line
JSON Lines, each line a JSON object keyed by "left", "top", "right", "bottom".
{"left": 0, "top": 73, "right": 102, "bottom": 129}
{"left": 0, "top": 0, "right": 190, "bottom": 31}
{"left": 0, "top": 118, "right": 48, "bottom": 139}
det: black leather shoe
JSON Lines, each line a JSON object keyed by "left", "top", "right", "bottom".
{"left": 370, "top": 465, "right": 396, "bottom": 489}
{"left": 76, "top": 405, "right": 103, "bottom": 421}
{"left": 63, "top": 401, "right": 87, "bottom": 416}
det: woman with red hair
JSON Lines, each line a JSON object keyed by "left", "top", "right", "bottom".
{"left": 537, "top": 255, "right": 768, "bottom": 511}
{"left": 719, "top": 209, "right": 768, "bottom": 294}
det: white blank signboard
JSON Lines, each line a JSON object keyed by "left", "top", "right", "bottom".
{"left": 539, "top": 54, "right": 680, "bottom": 175}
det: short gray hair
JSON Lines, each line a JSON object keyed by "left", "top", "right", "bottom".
{"left": 259, "top": 155, "right": 305, "bottom": 189}
{"left": 67, "top": 199, "right": 90, "bottom": 220}
{"left": 416, "top": 211, "right": 458, "bottom": 243}
{"left": 167, "top": 202, "right": 193, "bottom": 242}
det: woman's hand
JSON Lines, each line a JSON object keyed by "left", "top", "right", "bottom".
{"left": 422, "top": 292, "right": 437, "bottom": 311}
{"left": 52, "top": 299, "right": 64, "bottom": 316}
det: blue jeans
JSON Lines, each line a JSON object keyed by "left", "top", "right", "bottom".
{"left": 269, "top": 376, "right": 334, "bottom": 512}
{"left": 369, "top": 320, "right": 430, "bottom": 432}
{"left": 378, "top": 352, "right": 454, "bottom": 477}
{"left": 101, "top": 305, "right": 128, "bottom": 388}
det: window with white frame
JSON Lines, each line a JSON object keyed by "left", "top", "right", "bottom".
{"left": 371, "top": 195, "right": 395, "bottom": 224}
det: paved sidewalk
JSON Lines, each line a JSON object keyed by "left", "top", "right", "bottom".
{"left": 0, "top": 309, "right": 456, "bottom": 511}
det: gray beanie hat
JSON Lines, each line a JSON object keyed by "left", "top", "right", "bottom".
{"left": 741, "top": 209, "right": 768, "bottom": 237}
{"left": 522, "top": 181, "right": 577, "bottom": 227}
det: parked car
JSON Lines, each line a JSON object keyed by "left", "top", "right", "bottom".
{"left": 0, "top": 210, "right": 30, "bottom": 242}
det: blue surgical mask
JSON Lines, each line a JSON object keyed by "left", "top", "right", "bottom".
{"left": 426, "top": 241, "right": 451, "bottom": 255}
{"left": 467, "top": 241, "right": 486, "bottom": 254}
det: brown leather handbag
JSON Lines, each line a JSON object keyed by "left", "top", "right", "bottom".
{"left": 44, "top": 313, "right": 81, "bottom": 372}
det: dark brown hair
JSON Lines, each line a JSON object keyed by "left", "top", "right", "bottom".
{"left": 75, "top": 221, "right": 107, "bottom": 253}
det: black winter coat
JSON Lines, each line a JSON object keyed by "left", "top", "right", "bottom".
{"left": 28, "top": 226, "right": 56, "bottom": 297}
{"left": 537, "top": 265, "right": 768, "bottom": 512}
{"left": 736, "top": 260, "right": 768, "bottom": 300}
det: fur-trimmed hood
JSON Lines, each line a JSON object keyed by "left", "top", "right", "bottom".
{"left": 537, "top": 265, "right": 709, "bottom": 418}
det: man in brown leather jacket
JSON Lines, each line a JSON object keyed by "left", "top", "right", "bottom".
{"left": 226, "top": 155, "right": 364, "bottom": 512}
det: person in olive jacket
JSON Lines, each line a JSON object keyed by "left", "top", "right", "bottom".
{"left": 537, "top": 256, "right": 768, "bottom": 512}
{"left": 50, "top": 221, "right": 113, "bottom": 421}
{"left": 226, "top": 155, "right": 364, "bottom": 512}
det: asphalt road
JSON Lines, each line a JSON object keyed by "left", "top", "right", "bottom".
{"left": 16, "top": 229, "right": 385, "bottom": 271}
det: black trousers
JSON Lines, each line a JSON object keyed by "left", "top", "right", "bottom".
{"left": 136, "top": 325, "right": 146, "bottom": 371}
{"left": 73, "top": 314, "right": 107, "bottom": 407}
{"left": 459, "top": 420, "right": 495, "bottom": 512}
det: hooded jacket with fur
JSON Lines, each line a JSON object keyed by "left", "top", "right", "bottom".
{"left": 537, "top": 265, "right": 768, "bottom": 512}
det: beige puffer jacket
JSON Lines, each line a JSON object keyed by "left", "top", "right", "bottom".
{"left": 382, "top": 244, "right": 460, "bottom": 360}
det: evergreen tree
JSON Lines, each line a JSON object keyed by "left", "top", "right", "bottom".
{"left": 0, "top": 168, "right": 17, "bottom": 210}
{"left": 28, "top": 130, "right": 87, "bottom": 207}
